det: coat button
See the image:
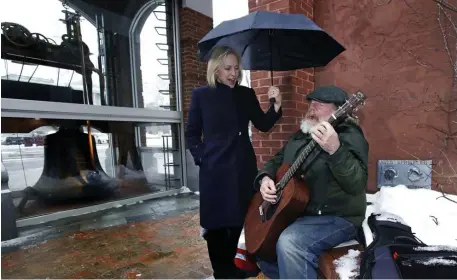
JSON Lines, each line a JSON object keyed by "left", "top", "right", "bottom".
{"left": 300, "top": 174, "right": 305, "bottom": 178}
{"left": 239, "top": 132, "right": 241, "bottom": 135}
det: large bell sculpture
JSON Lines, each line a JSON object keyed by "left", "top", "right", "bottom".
{"left": 26, "top": 126, "right": 120, "bottom": 204}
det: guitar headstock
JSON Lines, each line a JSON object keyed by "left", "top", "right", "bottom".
{"left": 334, "top": 90, "right": 366, "bottom": 119}
{"left": 350, "top": 90, "right": 366, "bottom": 112}
{"left": 338, "top": 90, "right": 366, "bottom": 115}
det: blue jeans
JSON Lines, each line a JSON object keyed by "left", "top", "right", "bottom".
{"left": 257, "top": 216, "right": 356, "bottom": 279}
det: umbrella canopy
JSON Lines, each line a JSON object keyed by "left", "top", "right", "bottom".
{"left": 198, "top": 11, "right": 345, "bottom": 71}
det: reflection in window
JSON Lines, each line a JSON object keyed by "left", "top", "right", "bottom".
{"left": 1, "top": 118, "right": 182, "bottom": 219}
{"left": 1, "top": 125, "right": 113, "bottom": 195}
{"left": 1, "top": 0, "right": 102, "bottom": 105}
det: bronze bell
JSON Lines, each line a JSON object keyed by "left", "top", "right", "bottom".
{"left": 25, "top": 126, "right": 120, "bottom": 204}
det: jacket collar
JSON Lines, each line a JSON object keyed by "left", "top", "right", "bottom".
{"left": 294, "top": 131, "right": 311, "bottom": 140}
{"left": 216, "top": 81, "right": 240, "bottom": 90}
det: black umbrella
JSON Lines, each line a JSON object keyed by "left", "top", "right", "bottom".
{"left": 198, "top": 10, "right": 345, "bottom": 92}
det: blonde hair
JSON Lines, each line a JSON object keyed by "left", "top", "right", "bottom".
{"left": 206, "top": 46, "right": 243, "bottom": 88}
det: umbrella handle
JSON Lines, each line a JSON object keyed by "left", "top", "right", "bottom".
{"left": 269, "top": 69, "right": 276, "bottom": 104}
{"left": 269, "top": 31, "right": 276, "bottom": 105}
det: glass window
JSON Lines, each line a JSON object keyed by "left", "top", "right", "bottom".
{"left": 136, "top": 1, "right": 178, "bottom": 111}
{"left": 1, "top": 1, "right": 102, "bottom": 105}
{"left": 1, "top": 117, "right": 182, "bottom": 219}
{"left": 1, "top": 0, "right": 177, "bottom": 110}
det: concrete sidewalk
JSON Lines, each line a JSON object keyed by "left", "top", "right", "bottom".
{"left": 1, "top": 194, "right": 213, "bottom": 279}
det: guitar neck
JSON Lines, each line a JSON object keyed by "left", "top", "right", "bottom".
{"left": 277, "top": 140, "right": 317, "bottom": 190}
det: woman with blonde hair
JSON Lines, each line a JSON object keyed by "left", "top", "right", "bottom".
{"left": 186, "top": 46, "right": 282, "bottom": 278}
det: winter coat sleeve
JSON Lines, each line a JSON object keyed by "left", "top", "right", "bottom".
{"left": 326, "top": 124, "right": 369, "bottom": 195}
{"left": 248, "top": 88, "right": 282, "bottom": 132}
{"left": 185, "top": 89, "right": 204, "bottom": 166}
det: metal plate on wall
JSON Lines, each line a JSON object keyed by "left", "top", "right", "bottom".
{"left": 377, "top": 160, "right": 432, "bottom": 189}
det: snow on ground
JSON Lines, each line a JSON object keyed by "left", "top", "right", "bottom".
{"left": 335, "top": 185, "right": 457, "bottom": 279}
{"left": 414, "top": 245, "right": 457, "bottom": 252}
{"left": 367, "top": 185, "right": 457, "bottom": 247}
{"left": 417, "top": 257, "right": 457, "bottom": 266}
{"left": 333, "top": 249, "right": 361, "bottom": 280}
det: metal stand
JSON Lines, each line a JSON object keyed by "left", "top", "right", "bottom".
{"left": 162, "top": 135, "right": 180, "bottom": 190}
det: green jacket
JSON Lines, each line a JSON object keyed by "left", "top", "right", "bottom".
{"left": 254, "top": 119, "right": 369, "bottom": 227}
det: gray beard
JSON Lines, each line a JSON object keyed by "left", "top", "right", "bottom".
{"left": 300, "top": 119, "right": 315, "bottom": 134}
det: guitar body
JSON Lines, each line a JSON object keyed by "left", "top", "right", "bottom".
{"left": 244, "top": 164, "right": 310, "bottom": 261}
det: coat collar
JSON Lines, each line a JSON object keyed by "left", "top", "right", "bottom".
{"left": 294, "top": 131, "right": 311, "bottom": 140}
{"left": 216, "top": 81, "right": 240, "bottom": 90}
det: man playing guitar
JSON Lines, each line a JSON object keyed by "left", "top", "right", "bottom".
{"left": 254, "top": 86, "right": 369, "bottom": 279}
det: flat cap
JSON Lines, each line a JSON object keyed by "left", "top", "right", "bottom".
{"left": 306, "top": 85, "right": 348, "bottom": 106}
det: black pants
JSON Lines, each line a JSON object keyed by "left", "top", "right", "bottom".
{"left": 204, "top": 227, "right": 247, "bottom": 279}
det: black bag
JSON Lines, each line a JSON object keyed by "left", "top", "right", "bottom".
{"left": 359, "top": 213, "right": 457, "bottom": 279}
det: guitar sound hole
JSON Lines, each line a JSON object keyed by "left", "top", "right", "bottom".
{"left": 265, "top": 202, "right": 278, "bottom": 220}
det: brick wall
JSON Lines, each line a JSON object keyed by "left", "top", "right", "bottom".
{"left": 180, "top": 7, "right": 213, "bottom": 126}
{"left": 248, "top": 0, "right": 315, "bottom": 166}
{"left": 314, "top": 0, "right": 457, "bottom": 193}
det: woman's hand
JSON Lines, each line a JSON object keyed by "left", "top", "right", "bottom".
{"left": 268, "top": 86, "right": 282, "bottom": 112}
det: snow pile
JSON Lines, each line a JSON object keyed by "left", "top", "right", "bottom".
{"left": 417, "top": 257, "right": 457, "bottom": 266}
{"left": 414, "top": 245, "right": 457, "bottom": 252}
{"left": 364, "top": 185, "right": 457, "bottom": 247}
{"left": 333, "top": 249, "right": 361, "bottom": 279}
{"left": 1, "top": 234, "right": 40, "bottom": 248}
{"left": 375, "top": 212, "right": 407, "bottom": 225}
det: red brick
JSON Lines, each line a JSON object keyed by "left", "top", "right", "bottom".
{"left": 251, "top": 80, "right": 260, "bottom": 88}
{"left": 291, "top": 93, "right": 304, "bottom": 103}
{"left": 259, "top": 78, "right": 277, "bottom": 87}
{"left": 277, "top": 7, "right": 290, "bottom": 13}
{"left": 251, "top": 140, "right": 261, "bottom": 148}
{"left": 260, "top": 124, "right": 281, "bottom": 134}
{"left": 281, "top": 109, "right": 303, "bottom": 118}
{"left": 258, "top": 94, "right": 270, "bottom": 103}
{"left": 281, "top": 116, "right": 299, "bottom": 124}
{"left": 256, "top": 147, "right": 272, "bottom": 155}
{"left": 261, "top": 140, "right": 283, "bottom": 148}
{"left": 260, "top": 155, "right": 270, "bottom": 162}
{"left": 271, "top": 147, "right": 282, "bottom": 155}
{"left": 277, "top": 86, "right": 294, "bottom": 96}
{"left": 251, "top": 71, "right": 270, "bottom": 80}
{"left": 303, "top": 80, "right": 314, "bottom": 90}
{"left": 271, "top": 133, "right": 292, "bottom": 140}
{"left": 275, "top": 71, "right": 294, "bottom": 77}
{"left": 297, "top": 102, "right": 308, "bottom": 111}
{"left": 281, "top": 124, "right": 298, "bottom": 132}
{"left": 181, "top": 8, "right": 213, "bottom": 126}
{"left": 268, "top": 0, "right": 290, "bottom": 12}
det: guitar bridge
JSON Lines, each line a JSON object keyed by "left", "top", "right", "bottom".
{"left": 259, "top": 205, "right": 266, "bottom": 222}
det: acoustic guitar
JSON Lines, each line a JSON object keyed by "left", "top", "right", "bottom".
{"left": 244, "top": 91, "right": 366, "bottom": 261}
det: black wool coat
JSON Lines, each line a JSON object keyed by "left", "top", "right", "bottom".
{"left": 186, "top": 82, "right": 282, "bottom": 229}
